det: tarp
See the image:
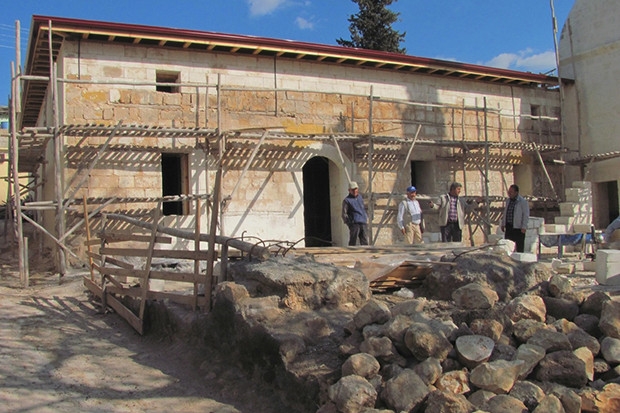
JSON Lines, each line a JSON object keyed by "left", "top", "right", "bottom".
{"left": 539, "top": 233, "right": 594, "bottom": 247}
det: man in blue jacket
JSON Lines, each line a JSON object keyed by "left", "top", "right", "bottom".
{"left": 342, "top": 181, "right": 369, "bottom": 246}
{"left": 501, "top": 184, "right": 530, "bottom": 252}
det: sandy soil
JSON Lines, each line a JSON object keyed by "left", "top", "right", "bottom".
{"left": 0, "top": 248, "right": 289, "bottom": 413}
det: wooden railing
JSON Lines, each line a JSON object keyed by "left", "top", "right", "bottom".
{"left": 82, "top": 200, "right": 271, "bottom": 334}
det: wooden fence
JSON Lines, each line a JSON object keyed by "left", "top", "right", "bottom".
{"left": 82, "top": 200, "right": 271, "bottom": 334}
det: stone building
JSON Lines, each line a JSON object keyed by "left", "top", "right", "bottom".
{"left": 559, "top": 0, "right": 620, "bottom": 228}
{"left": 12, "top": 15, "right": 565, "bottom": 270}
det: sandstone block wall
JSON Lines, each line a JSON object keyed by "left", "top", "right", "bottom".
{"left": 37, "top": 38, "right": 565, "bottom": 251}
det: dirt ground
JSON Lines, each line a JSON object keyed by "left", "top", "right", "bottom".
{"left": 0, "top": 246, "right": 290, "bottom": 413}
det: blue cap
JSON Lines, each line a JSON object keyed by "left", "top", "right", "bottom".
{"left": 407, "top": 186, "right": 417, "bottom": 192}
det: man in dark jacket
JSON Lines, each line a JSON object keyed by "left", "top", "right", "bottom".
{"left": 501, "top": 184, "right": 530, "bottom": 252}
{"left": 342, "top": 181, "right": 369, "bottom": 246}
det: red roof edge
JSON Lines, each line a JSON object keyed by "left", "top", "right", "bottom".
{"left": 30, "top": 14, "right": 559, "bottom": 84}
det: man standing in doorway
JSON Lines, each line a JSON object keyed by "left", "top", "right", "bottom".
{"left": 342, "top": 181, "right": 369, "bottom": 246}
{"left": 501, "top": 184, "right": 530, "bottom": 253}
{"left": 429, "top": 182, "right": 478, "bottom": 243}
{"left": 397, "top": 186, "right": 424, "bottom": 244}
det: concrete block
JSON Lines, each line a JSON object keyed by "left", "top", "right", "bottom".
{"left": 595, "top": 250, "right": 620, "bottom": 285}
{"left": 511, "top": 252, "right": 538, "bottom": 262}
{"left": 565, "top": 187, "right": 592, "bottom": 202}
{"left": 555, "top": 216, "right": 576, "bottom": 225}
{"left": 544, "top": 224, "right": 569, "bottom": 234}
{"left": 552, "top": 259, "right": 575, "bottom": 274}
{"left": 527, "top": 217, "right": 544, "bottom": 229}
{"left": 572, "top": 181, "right": 592, "bottom": 189}
{"left": 572, "top": 214, "right": 594, "bottom": 225}
{"left": 583, "top": 260, "right": 597, "bottom": 271}
{"left": 559, "top": 202, "right": 592, "bottom": 217}
{"left": 573, "top": 224, "right": 593, "bottom": 234}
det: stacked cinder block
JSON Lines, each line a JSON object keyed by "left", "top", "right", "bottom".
{"left": 543, "top": 181, "right": 593, "bottom": 235}
{"left": 524, "top": 217, "right": 544, "bottom": 254}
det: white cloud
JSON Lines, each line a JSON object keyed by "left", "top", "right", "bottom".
{"left": 485, "top": 49, "right": 558, "bottom": 73}
{"left": 295, "top": 16, "right": 314, "bottom": 30}
{"left": 248, "top": 0, "right": 288, "bottom": 16}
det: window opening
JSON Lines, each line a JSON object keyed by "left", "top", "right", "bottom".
{"left": 156, "top": 71, "right": 180, "bottom": 93}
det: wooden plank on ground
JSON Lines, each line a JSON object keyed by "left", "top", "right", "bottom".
{"left": 104, "top": 256, "right": 135, "bottom": 270}
{"left": 97, "top": 233, "right": 173, "bottom": 244}
{"left": 105, "top": 293, "right": 144, "bottom": 335}
{"left": 83, "top": 275, "right": 102, "bottom": 299}
{"left": 105, "top": 285, "right": 207, "bottom": 307}
{"left": 100, "top": 247, "right": 209, "bottom": 260}
{"left": 88, "top": 252, "right": 135, "bottom": 269}
{"left": 94, "top": 263, "right": 203, "bottom": 283}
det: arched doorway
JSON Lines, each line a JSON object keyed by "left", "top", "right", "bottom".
{"left": 303, "top": 156, "right": 332, "bottom": 247}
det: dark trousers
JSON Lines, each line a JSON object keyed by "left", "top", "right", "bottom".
{"left": 505, "top": 223, "right": 526, "bottom": 253}
{"left": 440, "top": 221, "right": 462, "bottom": 242}
{"left": 348, "top": 223, "right": 369, "bottom": 246}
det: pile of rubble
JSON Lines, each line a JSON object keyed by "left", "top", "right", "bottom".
{"left": 196, "top": 251, "right": 620, "bottom": 413}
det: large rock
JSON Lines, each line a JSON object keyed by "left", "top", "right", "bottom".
{"left": 467, "top": 389, "right": 495, "bottom": 409}
{"left": 600, "top": 300, "right": 620, "bottom": 339}
{"left": 404, "top": 322, "right": 453, "bottom": 361}
{"left": 381, "top": 369, "right": 429, "bottom": 413}
{"left": 548, "top": 274, "right": 573, "bottom": 297}
{"left": 527, "top": 328, "right": 572, "bottom": 353}
{"left": 353, "top": 299, "right": 391, "bottom": 330}
{"left": 412, "top": 357, "right": 442, "bottom": 386}
{"left": 482, "top": 394, "right": 528, "bottom": 413}
{"left": 509, "top": 380, "right": 545, "bottom": 411}
{"left": 341, "top": 353, "right": 380, "bottom": 379}
{"left": 455, "top": 334, "right": 495, "bottom": 369}
{"left": 470, "top": 318, "right": 504, "bottom": 341}
{"left": 228, "top": 256, "right": 370, "bottom": 310}
{"left": 574, "top": 346, "right": 594, "bottom": 381}
{"left": 424, "top": 390, "right": 475, "bottom": 413}
{"left": 359, "top": 336, "right": 401, "bottom": 364}
{"left": 580, "top": 291, "right": 611, "bottom": 317}
{"left": 512, "top": 319, "right": 549, "bottom": 343}
{"left": 567, "top": 328, "right": 601, "bottom": 356}
{"left": 514, "top": 343, "right": 546, "bottom": 380}
{"left": 601, "top": 336, "right": 620, "bottom": 364}
{"left": 532, "top": 394, "right": 565, "bottom": 413}
{"left": 589, "top": 383, "right": 620, "bottom": 413}
{"left": 535, "top": 350, "right": 588, "bottom": 388}
{"left": 435, "top": 369, "right": 470, "bottom": 394}
{"left": 470, "top": 359, "right": 523, "bottom": 394}
{"left": 538, "top": 383, "right": 582, "bottom": 413}
{"left": 328, "top": 375, "right": 377, "bottom": 413}
{"left": 505, "top": 295, "right": 547, "bottom": 323}
{"left": 543, "top": 296, "right": 580, "bottom": 322}
{"left": 573, "top": 313, "right": 601, "bottom": 337}
{"left": 452, "top": 283, "right": 499, "bottom": 310}
{"left": 423, "top": 252, "right": 550, "bottom": 301}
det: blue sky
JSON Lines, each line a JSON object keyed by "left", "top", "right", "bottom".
{"left": 1, "top": 0, "right": 574, "bottom": 106}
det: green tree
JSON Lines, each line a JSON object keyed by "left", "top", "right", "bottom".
{"left": 337, "top": 0, "right": 406, "bottom": 54}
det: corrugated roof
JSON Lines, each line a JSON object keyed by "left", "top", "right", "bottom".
{"left": 21, "top": 15, "right": 563, "bottom": 128}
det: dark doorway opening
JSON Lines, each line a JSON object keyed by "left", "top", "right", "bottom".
{"left": 303, "top": 157, "right": 332, "bottom": 247}
{"left": 410, "top": 161, "right": 433, "bottom": 194}
{"left": 161, "top": 153, "right": 188, "bottom": 216}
